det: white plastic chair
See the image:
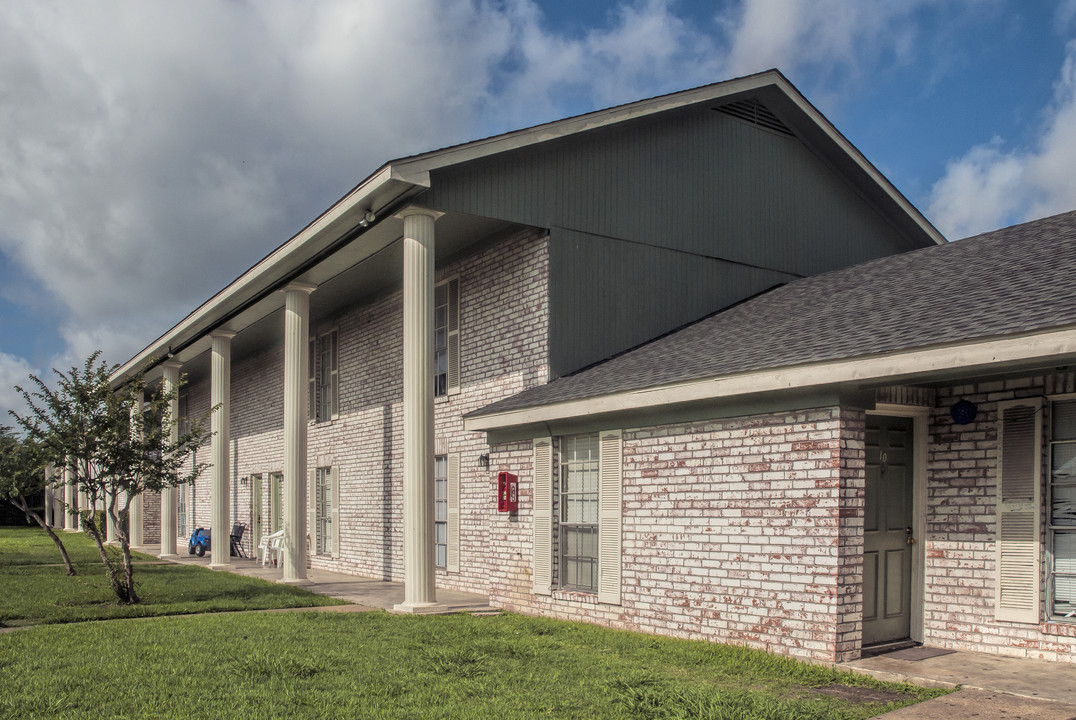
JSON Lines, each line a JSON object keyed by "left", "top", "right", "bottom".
{"left": 259, "top": 529, "right": 285, "bottom": 567}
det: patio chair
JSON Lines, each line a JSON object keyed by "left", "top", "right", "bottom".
{"left": 259, "top": 529, "right": 285, "bottom": 567}
{"left": 229, "top": 523, "right": 246, "bottom": 557}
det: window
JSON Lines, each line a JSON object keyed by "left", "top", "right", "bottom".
{"left": 435, "top": 456, "right": 448, "bottom": 568}
{"left": 533, "top": 431, "right": 622, "bottom": 604}
{"left": 269, "top": 472, "right": 283, "bottom": 533}
{"left": 177, "top": 392, "right": 190, "bottom": 437}
{"left": 177, "top": 484, "right": 188, "bottom": 539}
{"left": 1051, "top": 400, "right": 1076, "bottom": 617}
{"left": 560, "top": 434, "right": 600, "bottom": 592}
{"left": 314, "top": 467, "right": 333, "bottom": 556}
{"left": 434, "top": 278, "right": 460, "bottom": 397}
{"left": 308, "top": 467, "right": 339, "bottom": 557}
{"left": 309, "top": 329, "right": 339, "bottom": 422}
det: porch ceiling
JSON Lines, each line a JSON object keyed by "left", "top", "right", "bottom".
{"left": 144, "top": 211, "right": 518, "bottom": 387}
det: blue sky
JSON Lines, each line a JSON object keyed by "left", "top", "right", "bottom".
{"left": 1, "top": 0, "right": 1075, "bottom": 418}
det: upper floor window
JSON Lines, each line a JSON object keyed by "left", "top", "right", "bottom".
{"left": 434, "top": 278, "right": 460, "bottom": 397}
{"left": 309, "top": 329, "right": 339, "bottom": 422}
{"left": 177, "top": 392, "right": 190, "bottom": 437}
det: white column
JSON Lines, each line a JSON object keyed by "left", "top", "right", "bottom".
{"left": 394, "top": 207, "right": 445, "bottom": 613}
{"left": 209, "top": 331, "right": 235, "bottom": 569}
{"left": 64, "top": 462, "right": 77, "bottom": 531}
{"left": 282, "top": 282, "right": 315, "bottom": 583}
{"left": 160, "top": 360, "right": 182, "bottom": 558}
{"left": 129, "top": 398, "right": 143, "bottom": 547}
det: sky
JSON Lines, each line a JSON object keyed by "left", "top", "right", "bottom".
{"left": 1, "top": 0, "right": 1075, "bottom": 420}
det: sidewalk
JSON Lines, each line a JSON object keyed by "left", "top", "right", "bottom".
{"left": 134, "top": 545, "right": 493, "bottom": 614}
{"left": 842, "top": 647, "right": 1076, "bottom": 718}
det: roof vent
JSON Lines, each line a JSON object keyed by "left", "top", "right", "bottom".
{"left": 714, "top": 98, "right": 793, "bottom": 136}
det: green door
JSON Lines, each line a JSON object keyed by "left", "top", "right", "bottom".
{"left": 863, "top": 415, "right": 914, "bottom": 646}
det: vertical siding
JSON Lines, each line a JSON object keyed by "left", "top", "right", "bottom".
{"left": 421, "top": 107, "right": 922, "bottom": 376}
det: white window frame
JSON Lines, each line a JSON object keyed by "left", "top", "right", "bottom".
{"left": 435, "top": 455, "right": 448, "bottom": 568}
{"left": 177, "top": 392, "right": 190, "bottom": 437}
{"left": 177, "top": 483, "right": 188, "bottom": 539}
{"left": 314, "top": 466, "right": 335, "bottom": 556}
{"left": 559, "top": 434, "right": 600, "bottom": 593}
{"left": 533, "top": 431, "right": 621, "bottom": 604}
{"left": 1049, "top": 396, "right": 1076, "bottom": 619}
{"left": 269, "top": 472, "right": 283, "bottom": 533}
{"left": 309, "top": 329, "right": 339, "bottom": 423}
{"left": 434, "top": 277, "right": 460, "bottom": 398}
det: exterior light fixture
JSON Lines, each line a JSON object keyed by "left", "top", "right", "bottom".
{"left": 478, "top": 453, "right": 490, "bottom": 469}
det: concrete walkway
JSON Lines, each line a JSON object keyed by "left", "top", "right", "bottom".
{"left": 844, "top": 648, "right": 1076, "bottom": 718}
{"left": 136, "top": 546, "right": 493, "bottom": 614}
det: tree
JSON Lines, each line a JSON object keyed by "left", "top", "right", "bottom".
{"left": 12, "top": 352, "right": 210, "bottom": 604}
{"left": 0, "top": 426, "right": 77, "bottom": 575}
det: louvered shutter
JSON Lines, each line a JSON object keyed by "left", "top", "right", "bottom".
{"left": 329, "top": 331, "right": 339, "bottom": 420}
{"left": 330, "top": 466, "right": 340, "bottom": 557}
{"left": 533, "top": 438, "right": 553, "bottom": 595}
{"left": 307, "top": 469, "right": 316, "bottom": 558}
{"left": 447, "top": 278, "right": 461, "bottom": 395}
{"left": 447, "top": 453, "right": 460, "bottom": 572}
{"left": 996, "top": 398, "right": 1043, "bottom": 623}
{"left": 598, "top": 430, "right": 623, "bottom": 605}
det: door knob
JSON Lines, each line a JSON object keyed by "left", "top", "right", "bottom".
{"left": 905, "top": 526, "right": 916, "bottom": 545}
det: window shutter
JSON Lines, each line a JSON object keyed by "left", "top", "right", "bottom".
{"left": 447, "top": 278, "right": 461, "bottom": 395}
{"left": 307, "top": 469, "right": 316, "bottom": 558}
{"left": 308, "top": 338, "right": 316, "bottom": 421}
{"left": 533, "top": 437, "right": 553, "bottom": 595}
{"left": 447, "top": 453, "right": 460, "bottom": 572}
{"left": 598, "top": 430, "right": 623, "bottom": 605}
{"left": 330, "top": 466, "right": 340, "bottom": 557}
{"left": 330, "top": 331, "right": 339, "bottom": 419}
{"left": 996, "top": 398, "right": 1042, "bottom": 623}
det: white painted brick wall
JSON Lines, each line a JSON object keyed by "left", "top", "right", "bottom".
{"left": 172, "top": 227, "right": 549, "bottom": 589}
{"left": 489, "top": 406, "right": 862, "bottom": 663}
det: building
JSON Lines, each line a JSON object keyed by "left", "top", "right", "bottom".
{"left": 98, "top": 69, "right": 1076, "bottom": 663}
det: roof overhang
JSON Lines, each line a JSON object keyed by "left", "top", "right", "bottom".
{"left": 464, "top": 325, "right": 1076, "bottom": 432}
{"left": 112, "top": 69, "right": 944, "bottom": 387}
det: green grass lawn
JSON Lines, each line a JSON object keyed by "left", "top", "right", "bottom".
{"left": 0, "top": 524, "right": 158, "bottom": 566}
{"left": 0, "top": 526, "right": 343, "bottom": 626}
{"left": 0, "top": 526, "right": 948, "bottom": 719}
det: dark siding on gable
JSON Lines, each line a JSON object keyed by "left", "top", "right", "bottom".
{"left": 420, "top": 105, "right": 927, "bottom": 377}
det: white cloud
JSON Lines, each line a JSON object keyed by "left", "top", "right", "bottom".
{"left": 719, "top": 0, "right": 924, "bottom": 82}
{"left": 0, "top": 0, "right": 982, "bottom": 390}
{"left": 0, "top": 352, "right": 38, "bottom": 426}
{"left": 929, "top": 39, "right": 1076, "bottom": 238}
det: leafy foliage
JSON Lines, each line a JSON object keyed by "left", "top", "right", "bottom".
{"left": 0, "top": 427, "right": 76, "bottom": 574}
{"left": 11, "top": 351, "right": 211, "bottom": 603}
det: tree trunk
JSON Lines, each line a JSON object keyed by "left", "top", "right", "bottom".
{"left": 113, "top": 492, "right": 139, "bottom": 604}
{"left": 10, "top": 494, "right": 77, "bottom": 576}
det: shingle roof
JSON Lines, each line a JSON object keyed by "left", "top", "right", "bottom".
{"left": 470, "top": 209, "right": 1076, "bottom": 418}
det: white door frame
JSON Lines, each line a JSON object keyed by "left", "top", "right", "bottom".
{"left": 867, "top": 404, "right": 929, "bottom": 644}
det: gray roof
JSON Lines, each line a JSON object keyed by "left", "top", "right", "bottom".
{"left": 470, "top": 209, "right": 1076, "bottom": 418}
